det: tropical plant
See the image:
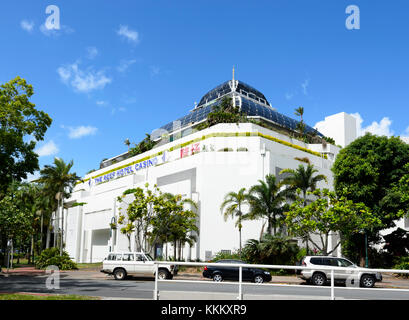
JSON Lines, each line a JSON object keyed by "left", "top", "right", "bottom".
{"left": 35, "top": 247, "right": 77, "bottom": 270}
{"left": 129, "top": 134, "right": 157, "bottom": 156}
{"left": 38, "top": 158, "right": 80, "bottom": 255}
{"left": 246, "top": 174, "right": 294, "bottom": 236}
{"left": 332, "top": 133, "right": 409, "bottom": 265}
{"left": 280, "top": 162, "right": 328, "bottom": 206}
{"left": 0, "top": 77, "right": 52, "bottom": 198}
{"left": 242, "top": 234, "right": 300, "bottom": 266}
{"left": 284, "top": 189, "right": 382, "bottom": 255}
{"left": 220, "top": 188, "right": 249, "bottom": 255}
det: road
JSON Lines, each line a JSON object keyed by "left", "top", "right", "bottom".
{"left": 2, "top": 274, "right": 409, "bottom": 300}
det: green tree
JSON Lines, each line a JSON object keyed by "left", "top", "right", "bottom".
{"left": 332, "top": 133, "right": 409, "bottom": 264}
{"left": 0, "top": 77, "right": 52, "bottom": 197}
{"left": 38, "top": 158, "right": 80, "bottom": 255}
{"left": 284, "top": 189, "right": 382, "bottom": 255}
{"left": 220, "top": 188, "right": 249, "bottom": 255}
{"left": 280, "top": 162, "right": 328, "bottom": 205}
{"left": 246, "top": 174, "right": 294, "bottom": 235}
{"left": 117, "top": 184, "right": 161, "bottom": 252}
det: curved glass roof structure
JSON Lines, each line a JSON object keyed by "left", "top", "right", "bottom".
{"left": 159, "top": 80, "right": 323, "bottom": 137}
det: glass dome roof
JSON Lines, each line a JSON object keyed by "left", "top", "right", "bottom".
{"left": 159, "top": 80, "right": 323, "bottom": 137}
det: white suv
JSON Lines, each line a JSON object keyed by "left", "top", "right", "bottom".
{"left": 297, "top": 256, "right": 382, "bottom": 288}
{"left": 101, "top": 252, "right": 177, "bottom": 280}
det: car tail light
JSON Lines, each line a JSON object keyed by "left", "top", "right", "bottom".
{"left": 302, "top": 261, "right": 306, "bottom": 267}
{"left": 204, "top": 266, "right": 208, "bottom": 271}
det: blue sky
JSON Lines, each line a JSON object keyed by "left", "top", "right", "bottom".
{"left": 1, "top": 0, "right": 409, "bottom": 177}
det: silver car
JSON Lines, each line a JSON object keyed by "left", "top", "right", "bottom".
{"left": 297, "top": 256, "right": 382, "bottom": 288}
{"left": 101, "top": 252, "right": 177, "bottom": 280}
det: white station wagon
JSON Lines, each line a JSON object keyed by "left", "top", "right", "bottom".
{"left": 101, "top": 252, "right": 177, "bottom": 280}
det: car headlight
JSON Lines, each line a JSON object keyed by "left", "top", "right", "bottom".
{"left": 264, "top": 271, "right": 270, "bottom": 274}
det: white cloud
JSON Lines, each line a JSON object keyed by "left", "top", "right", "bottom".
{"left": 21, "top": 20, "right": 34, "bottom": 32}
{"left": 150, "top": 65, "right": 161, "bottom": 77}
{"left": 117, "top": 25, "right": 139, "bottom": 43}
{"left": 400, "top": 127, "right": 409, "bottom": 144}
{"left": 285, "top": 92, "right": 294, "bottom": 100}
{"left": 96, "top": 100, "right": 108, "bottom": 106}
{"left": 40, "top": 23, "right": 74, "bottom": 37}
{"left": 301, "top": 79, "right": 309, "bottom": 95}
{"left": 86, "top": 46, "right": 98, "bottom": 59}
{"left": 117, "top": 59, "right": 137, "bottom": 73}
{"left": 63, "top": 125, "right": 98, "bottom": 139}
{"left": 57, "top": 62, "right": 112, "bottom": 93}
{"left": 111, "top": 107, "right": 127, "bottom": 115}
{"left": 35, "top": 140, "right": 59, "bottom": 157}
{"left": 350, "top": 113, "right": 394, "bottom": 137}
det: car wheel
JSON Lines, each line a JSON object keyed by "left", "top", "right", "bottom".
{"left": 158, "top": 269, "right": 170, "bottom": 280}
{"left": 254, "top": 275, "right": 264, "bottom": 284}
{"left": 113, "top": 268, "right": 126, "bottom": 280}
{"left": 212, "top": 273, "right": 223, "bottom": 282}
{"left": 360, "top": 275, "right": 375, "bottom": 288}
{"left": 311, "top": 272, "right": 326, "bottom": 286}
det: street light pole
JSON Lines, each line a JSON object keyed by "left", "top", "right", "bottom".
{"left": 365, "top": 231, "right": 368, "bottom": 268}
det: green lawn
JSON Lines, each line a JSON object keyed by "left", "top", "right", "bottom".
{"left": 76, "top": 262, "right": 102, "bottom": 270}
{"left": 0, "top": 293, "right": 100, "bottom": 300}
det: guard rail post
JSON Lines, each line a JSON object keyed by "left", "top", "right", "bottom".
{"left": 330, "top": 269, "right": 335, "bottom": 300}
{"left": 238, "top": 266, "right": 243, "bottom": 300}
{"left": 154, "top": 263, "right": 159, "bottom": 300}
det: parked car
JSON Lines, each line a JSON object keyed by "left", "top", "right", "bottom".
{"left": 101, "top": 252, "right": 177, "bottom": 280}
{"left": 202, "top": 259, "right": 272, "bottom": 283}
{"left": 297, "top": 256, "right": 382, "bottom": 288}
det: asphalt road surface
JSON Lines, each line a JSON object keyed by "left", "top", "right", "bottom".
{"left": 2, "top": 275, "right": 409, "bottom": 300}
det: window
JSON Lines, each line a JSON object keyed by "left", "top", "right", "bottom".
{"left": 115, "top": 254, "right": 122, "bottom": 261}
{"left": 123, "top": 254, "right": 134, "bottom": 261}
{"left": 310, "top": 258, "right": 323, "bottom": 265}
{"left": 108, "top": 254, "right": 116, "bottom": 261}
{"left": 135, "top": 254, "right": 144, "bottom": 261}
{"left": 323, "top": 258, "right": 338, "bottom": 266}
{"left": 336, "top": 258, "right": 354, "bottom": 267}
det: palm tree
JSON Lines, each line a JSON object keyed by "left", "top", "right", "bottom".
{"left": 294, "top": 107, "right": 306, "bottom": 136}
{"left": 38, "top": 158, "right": 80, "bottom": 255}
{"left": 220, "top": 188, "right": 249, "bottom": 255}
{"left": 279, "top": 163, "right": 327, "bottom": 254}
{"left": 279, "top": 163, "right": 327, "bottom": 206}
{"left": 294, "top": 106, "right": 304, "bottom": 121}
{"left": 246, "top": 174, "right": 294, "bottom": 236}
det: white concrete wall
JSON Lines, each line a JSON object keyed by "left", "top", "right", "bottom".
{"left": 66, "top": 123, "right": 339, "bottom": 262}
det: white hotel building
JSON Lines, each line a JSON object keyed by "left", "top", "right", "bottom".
{"left": 64, "top": 78, "right": 358, "bottom": 263}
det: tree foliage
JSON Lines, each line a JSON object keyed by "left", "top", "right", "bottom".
{"left": 220, "top": 187, "right": 249, "bottom": 254}
{"left": 242, "top": 234, "right": 300, "bottom": 266}
{"left": 284, "top": 189, "right": 381, "bottom": 255}
{"left": 0, "top": 77, "right": 52, "bottom": 197}
{"left": 246, "top": 174, "right": 293, "bottom": 235}
{"left": 332, "top": 133, "right": 409, "bottom": 229}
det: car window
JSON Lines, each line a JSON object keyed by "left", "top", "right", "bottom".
{"left": 327, "top": 258, "right": 338, "bottom": 266}
{"left": 145, "top": 254, "right": 153, "bottom": 261}
{"left": 310, "top": 258, "right": 323, "bottom": 265}
{"left": 115, "top": 254, "right": 122, "bottom": 261}
{"left": 108, "top": 254, "right": 115, "bottom": 261}
{"left": 135, "top": 254, "right": 144, "bottom": 261}
{"left": 123, "top": 254, "right": 134, "bottom": 261}
{"left": 337, "top": 258, "right": 354, "bottom": 267}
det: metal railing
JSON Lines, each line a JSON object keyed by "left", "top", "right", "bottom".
{"left": 153, "top": 261, "right": 409, "bottom": 300}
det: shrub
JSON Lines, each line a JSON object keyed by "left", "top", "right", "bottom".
{"left": 393, "top": 256, "right": 409, "bottom": 278}
{"left": 211, "top": 250, "right": 242, "bottom": 262}
{"left": 35, "top": 248, "right": 78, "bottom": 270}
